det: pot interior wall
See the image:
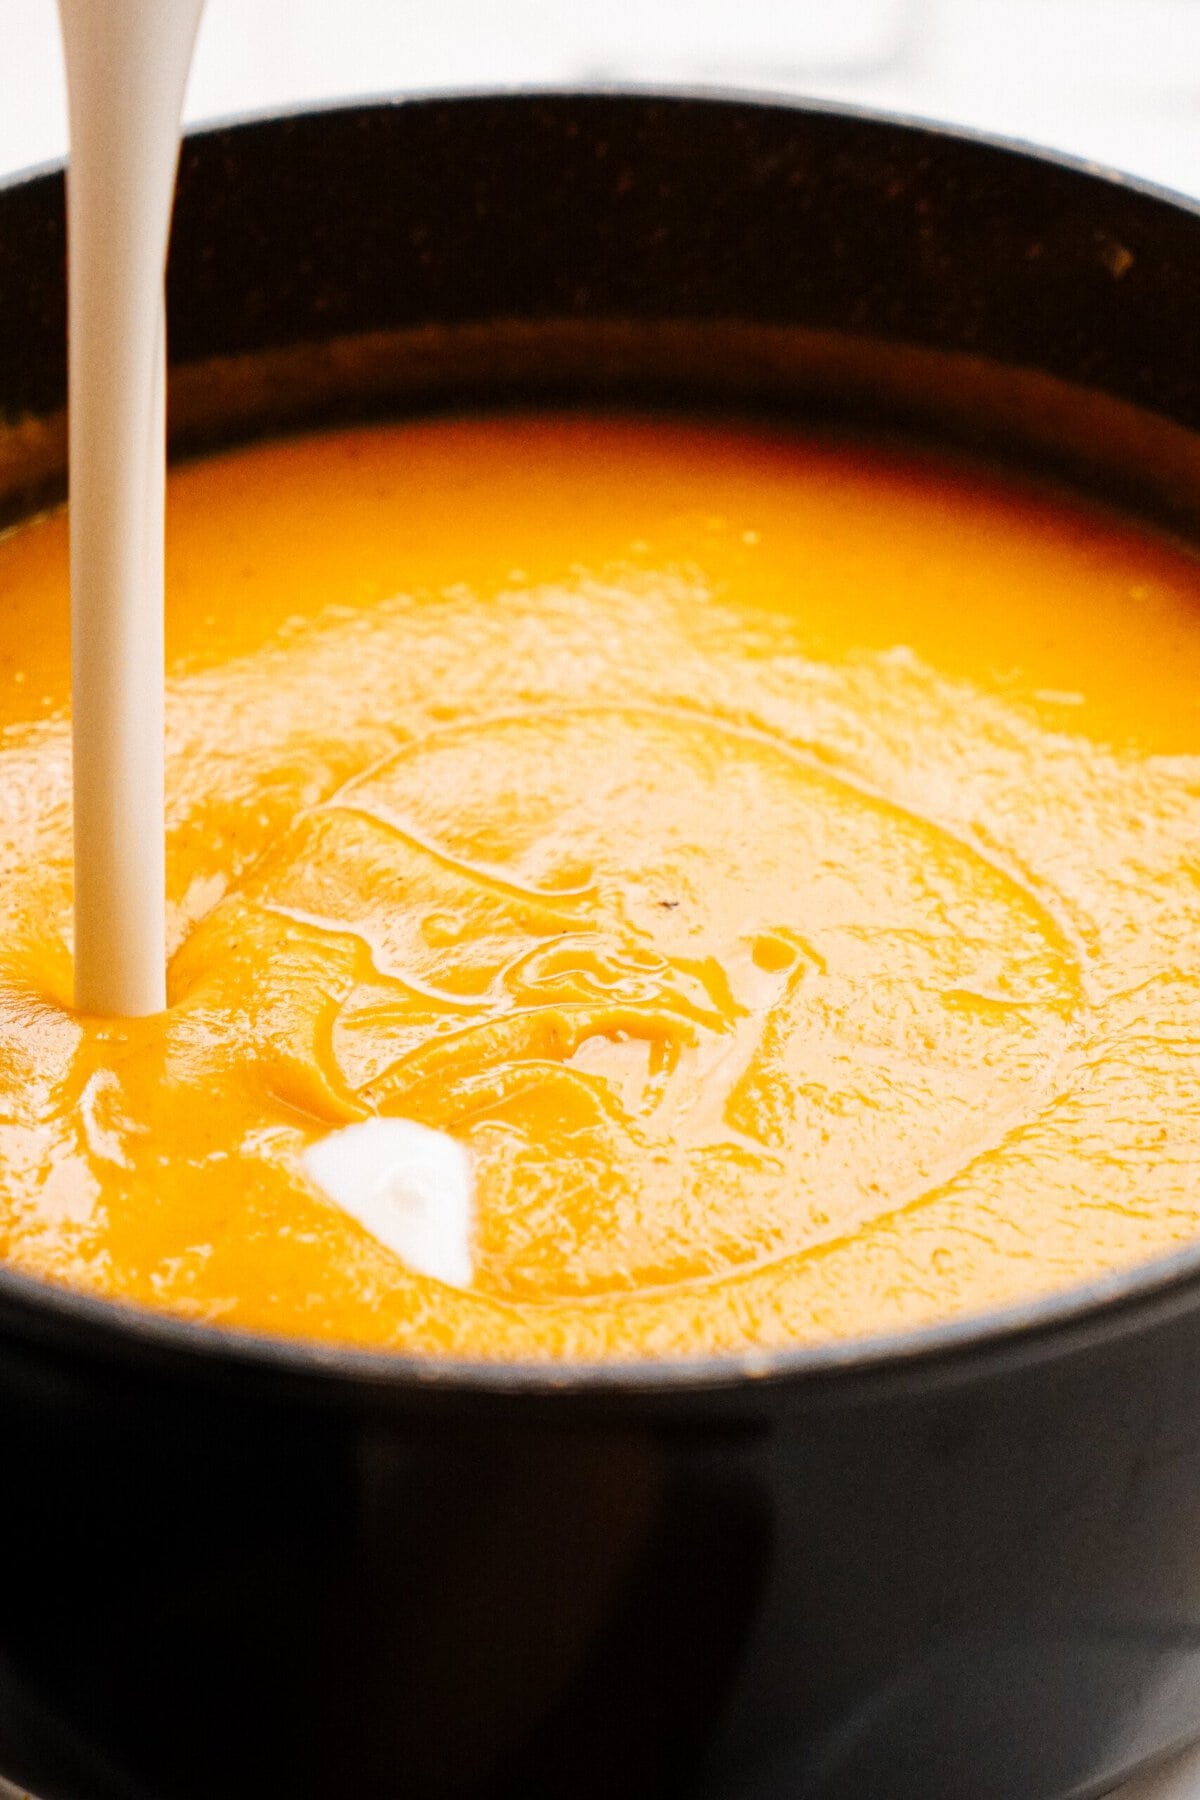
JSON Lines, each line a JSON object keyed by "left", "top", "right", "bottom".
{"left": 4, "top": 315, "right": 1200, "bottom": 543}
{"left": 2, "top": 94, "right": 1200, "bottom": 535}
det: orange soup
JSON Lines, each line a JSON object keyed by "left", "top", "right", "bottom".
{"left": 0, "top": 414, "right": 1198, "bottom": 1358}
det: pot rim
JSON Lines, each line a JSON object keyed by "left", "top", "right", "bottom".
{"left": 9, "top": 80, "right": 1200, "bottom": 217}
{"left": 4, "top": 85, "right": 1200, "bottom": 1398}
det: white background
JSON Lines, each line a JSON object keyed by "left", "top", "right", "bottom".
{"left": 7, "top": 0, "right": 1200, "bottom": 196}
{"left": 4, "top": 3, "right": 1200, "bottom": 1797}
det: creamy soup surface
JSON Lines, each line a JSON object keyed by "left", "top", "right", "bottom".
{"left": 0, "top": 413, "right": 1198, "bottom": 1358}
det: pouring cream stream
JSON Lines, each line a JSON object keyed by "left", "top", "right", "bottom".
{"left": 57, "top": 0, "right": 205, "bottom": 1016}
{"left": 53, "top": 1, "right": 476, "bottom": 1282}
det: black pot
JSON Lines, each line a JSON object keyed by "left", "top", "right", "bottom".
{"left": 2, "top": 92, "right": 1200, "bottom": 1800}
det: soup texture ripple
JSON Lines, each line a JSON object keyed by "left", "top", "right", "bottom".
{"left": 0, "top": 415, "right": 1197, "bottom": 1357}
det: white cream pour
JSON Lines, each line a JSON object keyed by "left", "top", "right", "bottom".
{"left": 53, "top": 10, "right": 474, "bottom": 1304}
{"left": 303, "top": 1119, "right": 475, "bottom": 1289}
{"left": 57, "top": 0, "right": 206, "bottom": 1015}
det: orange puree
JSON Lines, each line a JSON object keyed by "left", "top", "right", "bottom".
{"left": 0, "top": 413, "right": 1199, "bottom": 1357}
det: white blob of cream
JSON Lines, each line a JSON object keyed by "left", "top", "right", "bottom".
{"left": 57, "top": 0, "right": 206, "bottom": 1015}
{"left": 303, "top": 1119, "right": 475, "bottom": 1289}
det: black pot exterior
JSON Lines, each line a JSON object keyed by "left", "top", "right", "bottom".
{"left": 9, "top": 1304, "right": 1200, "bottom": 1800}
{"left": 2, "top": 94, "right": 1200, "bottom": 1800}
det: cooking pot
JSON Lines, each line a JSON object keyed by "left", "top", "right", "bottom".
{"left": 1, "top": 92, "right": 1200, "bottom": 1800}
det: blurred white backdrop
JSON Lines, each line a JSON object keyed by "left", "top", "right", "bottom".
{"left": 4, "top": 4, "right": 1200, "bottom": 1798}
{"left": 5, "top": 0, "right": 1200, "bottom": 193}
